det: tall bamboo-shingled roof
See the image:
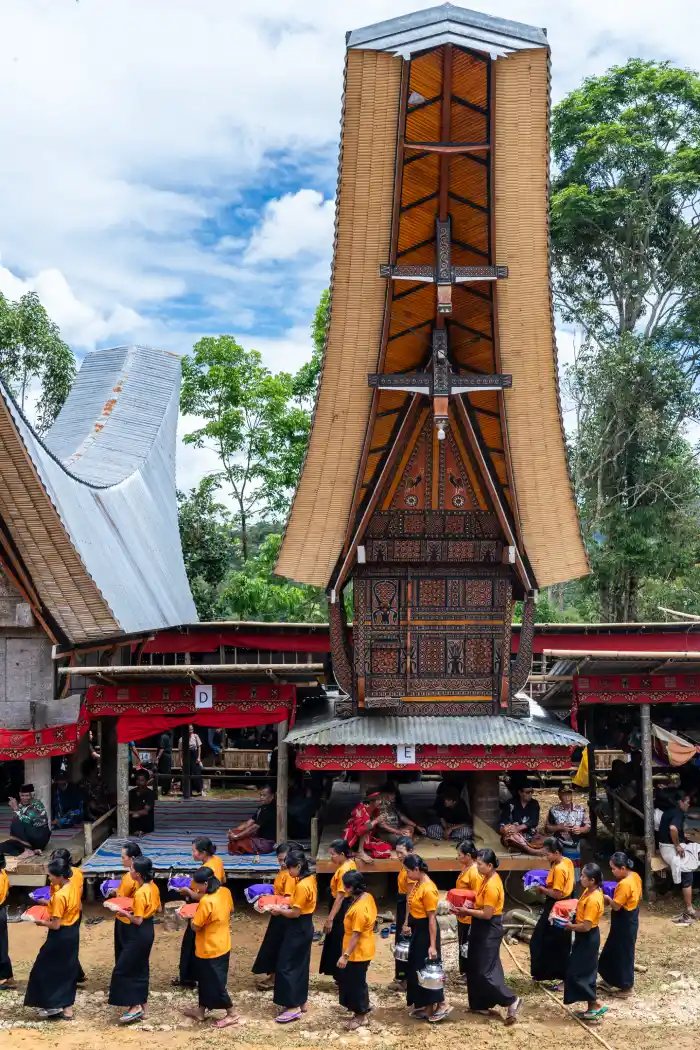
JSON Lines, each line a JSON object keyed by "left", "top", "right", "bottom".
{"left": 0, "top": 345, "right": 197, "bottom": 644}
{"left": 277, "top": 4, "right": 588, "bottom": 591}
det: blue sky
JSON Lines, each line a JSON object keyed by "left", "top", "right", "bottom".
{"left": 1, "top": 0, "right": 699, "bottom": 490}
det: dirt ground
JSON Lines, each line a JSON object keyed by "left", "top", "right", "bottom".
{"left": 1, "top": 893, "right": 699, "bottom": 1050}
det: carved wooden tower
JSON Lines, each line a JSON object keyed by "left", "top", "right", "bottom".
{"left": 278, "top": 4, "right": 588, "bottom": 719}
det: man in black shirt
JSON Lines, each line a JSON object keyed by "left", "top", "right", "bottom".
{"left": 658, "top": 794, "right": 698, "bottom": 923}
{"left": 128, "top": 770, "right": 156, "bottom": 835}
{"left": 500, "top": 783, "right": 545, "bottom": 856}
{"left": 425, "top": 787, "right": 472, "bottom": 841}
{"left": 228, "top": 783, "right": 277, "bottom": 854}
{"left": 156, "top": 730, "right": 173, "bottom": 795}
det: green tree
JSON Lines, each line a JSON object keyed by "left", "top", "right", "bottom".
{"left": 0, "top": 290, "right": 75, "bottom": 432}
{"left": 552, "top": 60, "right": 700, "bottom": 620}
{"left": 177, "top": 482, "right": 235, "bottom": 618}
{"left": 293, "top": 288, "right": 328, "bottom": 401}
{"left": 215, "top": 533, "right": 327, "bottom": 622}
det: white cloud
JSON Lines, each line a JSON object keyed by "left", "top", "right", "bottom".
{"left": 245, "top": 189, "right": 335, "bottom": 264}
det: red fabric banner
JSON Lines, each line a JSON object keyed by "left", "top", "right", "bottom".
{"left": 295, "top": 743, "right": 575, "bottom": 772}
{"left": 0, "top": 709, "right": 90, "bottom": 762}
{"left": 142, "top": 630, "right": 333, "bottom": 655}
{"left": 117, "top": 707, "right": 290, "bottom": 743}
{"left": 86, "top": 682, "right": 295, "bottom": 715}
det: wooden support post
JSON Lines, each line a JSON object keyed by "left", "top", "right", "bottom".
{"left": 181, "top": 729, "right": 191, "bottom": 799}
{"left": 640, "top": 703, "right": 656, "bottom": 899}
{"left": 586, "top": 709, "right": 598, "bottom": 844}
{"left": 613, "top": 795, "right": 621, "bottom": 852}
{"left": 276, "top": 718, "right": 289, "bottom": 844}
{"left": 310, "top": 816, "right": 319, "bottom": 858}
{"left": 116, "top": 742, "right": 129, "bottom": 839}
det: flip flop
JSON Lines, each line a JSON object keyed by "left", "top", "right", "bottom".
{"left": 119, "top": 1010, "right": 144, "bottom": 1025}
{"left": 213, "top": 1015, "right": 244, "bottom": 1028}
{"left": 580, "top": 1007, "right": 608, "bottom": 1020}
{"left": 504, "top": 997, "right": 522, "bottom": 1026}
{"left": 428, "top": 1007, "right": 453, "bottom": 1023}
{"left": 275, "top": 1009, "right": 302, "bottom": 1024}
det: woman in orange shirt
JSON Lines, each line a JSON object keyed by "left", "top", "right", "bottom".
{"left": 108, "top": 841, "right": 142, "bottom": 965}
{"left": 108, "top": 856, "right": 161, "bottom": 1024}
{"left": 174, "top": 836, "right": 226, "bottom": 989}
{"left": 563, "top": 861, "right": 607, "bottom": 1021}
{"left": 388, "top": 836, "right": 414, "bottom": 991}
{"left": 402, "top": 854, "right": 451, "bottom": 1022}
{"left": 269, "top": 849, "right": 317, "bottom": 1024}
{"left": 598, "top": 852, "right": 643, "bottom": 997}
{"left": 0, "top": 852, "right": 12, "bottom": 990}
{"left": 50, "top": 848, "right": 86, "bottom": 984}
{"left": 336, "top": 870, "right": 377, "bottom": 1030}
{"left": 461, "top": 849, "right": 521, "bottom": 1025}
{"left": 319, "top": 839, "right": 356, "bottom": 981}
{"left": 529, "top": 837, "right": 575, "bottom": 986}
{"left": 453, "top": 841, "right": 480, "bottom": 981}
{"left": 253, "top": 842, "right": 297, "bottom": 990}
{"left": 24, "top": 857, "right": 80, "bottom": 1020}
{"left": 184, "top": 866, "right": 240, "bottom": 1027}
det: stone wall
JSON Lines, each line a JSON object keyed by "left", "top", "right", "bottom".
{"left": 0, "top": 572, "right": 53, "bottom": 729}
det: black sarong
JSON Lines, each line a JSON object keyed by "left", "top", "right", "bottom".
{"left": 274, "top": 913, "right": 313, "bottom": 1008}
{"left": 406, "top": 915, "right": 444, "bottom": 1008}
{"left": 598, "top": 907, "right": 638, "bottom": 991}
{"left": 114, "top": 919, "right": 126, "bottom": 963}
{"left": 395, "top": 896, "right": 407, "bottom": 980}
{"left": 564, "top": 926, "right": 600, "bottom": 1005}
{"left": 457, "top": 921, "right": 470, "bottom": 976}
{"left": 108, "top": 919, "right": 155, "bottom": 1006}
{"left": 179, "top": 922, "right": 197, "bottom": 985}
{"left": 197, "top": 953, "right": 232, "bottom": 1010}
{"left": 252, "top": 914, "right": 284, "bottom": 975}
{"left": 24, "top": 922, "right": 79, "bottom": 1010}
{"left": 0, "top": 907, "right": 12, "bottom": 981}
{"left": 338, "top": 961, "right": 370, "bottom": 1014}
{"left": 0, "top": 817, "right": 50, "bottom": 855}
{"left": 319, "top": 896, "right": 350, "bottom": 977}
{"left": 466, "top": 915, "right": 516, "bottom": 1010}
{"left": 530, "top": 898, "right": 572, "bottom": 982}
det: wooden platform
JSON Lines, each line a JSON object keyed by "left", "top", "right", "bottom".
{"left": 315, "top": 782, "right": 544, "bottom": 874}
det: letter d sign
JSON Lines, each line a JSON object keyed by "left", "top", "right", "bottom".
{"left": 195, "top": 685, "right": 213, "bottom": 710}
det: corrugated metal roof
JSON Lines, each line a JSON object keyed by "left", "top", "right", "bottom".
{"left": 0, "top": 345, "right": 197, "bottom": 638}
{"left": 286, "top": 714, "right": 587, "bottom": 748}
{"left": 347, "top": 4, "right": 548, "bottom": 59}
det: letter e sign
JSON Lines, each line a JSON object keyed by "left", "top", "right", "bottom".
{"left": 195, "top": 685, "right": 213, "bottom": 710}
{"left": 396, "top": 745, "right": 415, "bottom": 765}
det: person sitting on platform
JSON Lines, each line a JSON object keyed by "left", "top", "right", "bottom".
{"left": 545, "top": 784, "right": 590, "bottom": 861}
{"left": 228, "top": 783, "right": 277, "bottom": 855}
{"left": 128, "top": 770, "right": 156, "bottom": 837}
{"left": 373, "top": 782, "right": 425, "bottom": 847}
{"left": 425, "top": 786, "right": 472, "bottom": 842}
{"left": 0, "top": 784, "right": 51, "bottom": 858}
{"left": 51, "top": 774, "right": 85, "bottom": 829}
{"left": 499, "top": 782, "right": 545, "bottom": 856}
{"left": 342, "top": 793, "right": 388, "bottom": 862}
{"left": 79, "top": 759, "right": 110, "bottom": 822}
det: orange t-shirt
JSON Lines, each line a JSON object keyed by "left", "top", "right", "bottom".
{"left": 455, "top": 863, "right": 480, "bottom": 925}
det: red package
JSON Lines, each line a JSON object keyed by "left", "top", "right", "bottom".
{"left": 21, "top": 906, "right": 50, "bottom": 923}
{"left": 254, "top": 894, "right": 291, "bottom": 914}
{"left": 551, "top": 898, "right": 577, "bottom": 921}
{"left": 447, "top": 888, "right": 476, "bottom": 908}
{"left": 103, "top": 897, "right": 135, "bottom": 913}
{"left": 179, "top": 902, "right": 198, "bottom": 919}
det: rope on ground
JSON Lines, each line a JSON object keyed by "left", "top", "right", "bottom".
{"left": 501, "top": 939, "right": 617, "bottom": 1050}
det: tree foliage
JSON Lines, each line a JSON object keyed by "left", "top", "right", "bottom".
{"left": 552, "top": 60, "right": 700, "bottom": 620}
{"left": 0, "top": 290, "right": 75, "bottom": 432}
{"left": 214, "top": 533, "right": 327, "bottom": 622}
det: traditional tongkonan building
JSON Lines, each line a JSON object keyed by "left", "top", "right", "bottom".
{"left": 277, "top": 4, "right": 590, "bottom": 859}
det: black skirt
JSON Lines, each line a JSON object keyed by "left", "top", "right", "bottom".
{"left": 114, "top": 918, "right": 126, "bottom": 962}
{"left": 197, "top": 953, "right": 232, "bottom": 1010}
{"left": 0, "top": 907, "right": 12, "bottom": 981}
{"left": 598, "top": 907, "right": 638, "bottom": 991}
{"left": 24, "top": 922, "right": 80, "bottom": 1010}
{"left": 179, "top": 922, "right": 197, "bottom": 985}
{"left": 338, "top": 961, "right": 370, "bottom": 1015}
{"left": 564, "top": 926, "right": 600, "bottom": 1005}
{"left": 457, "top": 921, "right": 470, "bottom": 976}
{"left": 530, "top": 899, "right": 572, "bottom": 982}
{"left": 466, "top": 915, "right": 516, "bottom": 1010}
{"left": 274, "top": 913, "right": 313, "bottom": 1008}
{"left": 319, "top": 897, "right": 350, "bottom": 977}
{"left": 108, "top": 919, "right": 155, "bottom": 1006}
{"left": 406, "top": 915, "right": 444, "bottom": 1008}
{"left": 395, "top": 896, "right": 407, "bottom": 980}
{"left": 252, "top": 914, "right": 284, "bottom": 975}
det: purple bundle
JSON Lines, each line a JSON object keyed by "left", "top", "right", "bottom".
{"left": 99, "top": 879, "right": 121, "bottom": 898}
{"left": 603, "top": 880, "right": 617, "bottom": 898}
{"left": 244, "top": 883, "right": 275, "bottom": 904}
{"left": 522, "top": 869, "right": 549, "bottom": 891}
{"left": 168, "top": 875, "right": 192, "bottom": 891}
{"left": 29, "top": 885, "right": 51, "bottom": 903}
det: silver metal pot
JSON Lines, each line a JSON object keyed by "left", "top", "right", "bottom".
{"left": 459, "top": 941, "right": 469, "bottom": 958}
{"left": 416, "top": 960, "right": 446, "bottom": 990}
{"left": 393, "top": 936, "right": 410, "bottom": 962}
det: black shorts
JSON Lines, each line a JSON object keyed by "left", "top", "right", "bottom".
{"left": 680, "top": 870, "right": 695, "bottom": 889}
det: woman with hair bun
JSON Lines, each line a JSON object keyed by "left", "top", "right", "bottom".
{"left": 529, "top": 837, "right": 575, "bottom": 987}
{"left": 0, "top": 852, "right": 13, "bottom": 990}
{"left": 24, "top": 857, "right": 80, "bottom": 1020}
{"left": 336, "top": 869, "right": 377, "bottom": 1030}
{"left": 269, "top": 849, "right": 317, "bottom": 1024}
{"left": 108, "top": 856, "right": 161, "bottom": 1024}
{"left": 563, "top": 861, "right": 607, "bottom": 1021}
{"left": 319, "top": 839, "right": 356, "bottom": 981}
{"left": 183, "top": 866, "right": 241, "bottom": 1028}
{"left": 173, "top": 836, "right": 226, "bottom": 989}
{"left": 598, "top": 853, "right": 642, "bottom": 998}
{"left": 253, "top": 842, "right": 297, "bottom": 991}
{"left": 49, "top": 848, "right": 86, "bottom": 983}
{"left": 108, "top": 841, "right": 142, "bottom": 965}
{"left": 461, "top": 849, "right": 521, "bottom": 1025}
{"left": 402, "top": 854, "right": 450, "bottom": 1022}
{"left": 388, "top": 836, "right": 414, "bottom": 991}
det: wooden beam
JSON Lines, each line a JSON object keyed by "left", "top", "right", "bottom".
{"left": 116, "top": 743, "right": 129, "bottom": 839}
{"left": 640, "top": 703, "right": 656, "bottom": 899}
{"left": 276, "top": 718, "right": 289, "bottom": 844}
{"left": 542, "top": 649, "right": 700, "bottom": 660}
